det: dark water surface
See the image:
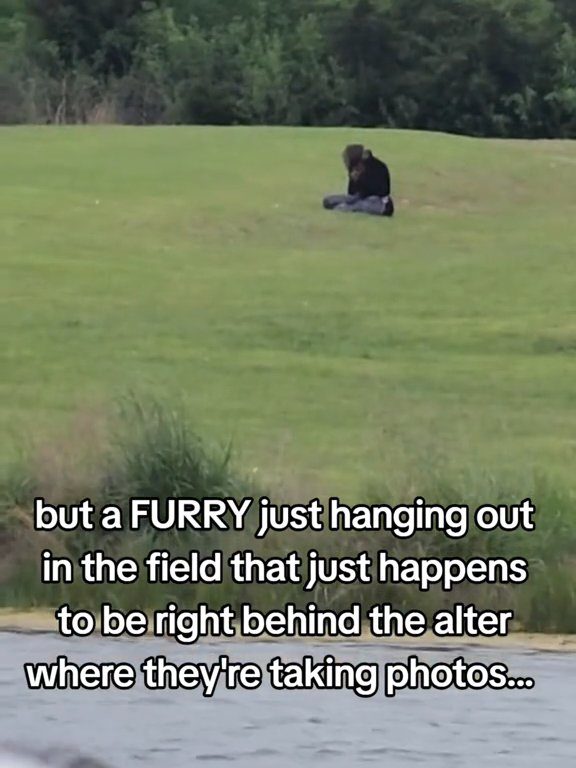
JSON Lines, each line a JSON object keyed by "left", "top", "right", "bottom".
{"left": 0, "top": 633, "right": 573, "bottom": 767}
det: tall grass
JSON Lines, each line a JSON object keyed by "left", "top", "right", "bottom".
{"left": 0, "top": 396, "right": 257, "bottom": 610}
{"left": 1, "top": 396, "right": 575, "bottom": 633}
{"left": 357, "top": 465, "right": 576, "bottom": 632}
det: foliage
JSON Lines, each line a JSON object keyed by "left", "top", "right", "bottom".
{"left": 2, "top": 396, "right": 576, "bottom": 631}
{"left": 1, "top": 0, "right": 576, "bottom": 135}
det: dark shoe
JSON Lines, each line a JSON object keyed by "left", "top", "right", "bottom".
{"left": 382, "top": 196, "right": 394, "bottom": 217}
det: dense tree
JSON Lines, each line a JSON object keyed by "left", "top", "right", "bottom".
{"left": 382, "top": 0, "right": 564, "bottom": 136}
{"left": 25, "top": 0, "right": 148, "bottom": 75}
{"left": 1, "top": 0, "right": 575, "bottom": 136}
{"left": 552, "top": 0, "right": 576, "bottom": 27}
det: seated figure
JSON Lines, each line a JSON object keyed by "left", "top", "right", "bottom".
{"left": 323, "top": 144, "right": 395, "bottom": 217}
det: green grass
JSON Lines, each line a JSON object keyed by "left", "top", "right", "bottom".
{"left": 1, "top": 396, "right": 575, "bottom": 631}
{"left": 2, "top": 126, "right": 576, "bottom": 496}
{"left": 2, "top": 126, "right": 576, "bottom": 631}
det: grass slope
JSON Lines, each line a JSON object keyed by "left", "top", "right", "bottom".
{"left": 2, "top": 126, "right": 576, "bottom": 496}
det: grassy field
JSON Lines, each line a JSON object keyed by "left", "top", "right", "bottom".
{"left": 2, "top": 126, "right": 576, "bottom": 497}
{"left": 2, "top": 126, "right": 576, "bottom": 628}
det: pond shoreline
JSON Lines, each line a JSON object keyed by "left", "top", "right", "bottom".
{"left": 1, "top": 609, "right": 575, "bottom": 652}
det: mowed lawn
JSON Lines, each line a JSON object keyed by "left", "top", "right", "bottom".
{"left": 1, "top": 126, "right": 576, "bottom": 497}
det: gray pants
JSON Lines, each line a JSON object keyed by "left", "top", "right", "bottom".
{"left": 323, "top": 193, "right": 388, "bottom": 216}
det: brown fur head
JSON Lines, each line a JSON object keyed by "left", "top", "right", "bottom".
{"left": 342, "top": 144, "right": 365, "bottom": 172}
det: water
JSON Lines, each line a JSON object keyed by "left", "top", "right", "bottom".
{"left": 1, "top": 633, "right": 574, "bottom": 767}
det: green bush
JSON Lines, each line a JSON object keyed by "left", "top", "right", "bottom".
{"left": 2, "top": 0, "right": 576, "bottom": 134}
{"left": 1, "top": 397, "right": 576, "bottom": 632}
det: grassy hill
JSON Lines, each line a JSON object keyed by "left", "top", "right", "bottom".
{"left": 2, "top": 126, "right": 576, "bottom": 498}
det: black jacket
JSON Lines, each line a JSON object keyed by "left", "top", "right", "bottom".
{"left": 348, "top": 155, "right": 391, "bottom": 198}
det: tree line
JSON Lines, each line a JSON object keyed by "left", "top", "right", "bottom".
{"left": 1, "top": 0, "right": 576, "bottom": 137}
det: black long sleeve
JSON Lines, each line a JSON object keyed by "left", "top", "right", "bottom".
{"left": 355, "top": 156, "right": 391, "bottom": 198}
